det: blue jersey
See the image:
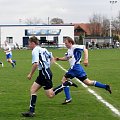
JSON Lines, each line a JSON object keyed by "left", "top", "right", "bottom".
{"left": 32, "top": 46, "right": 53, "bottom": 70}
{"left": 65, "top": 45, "right": 87, "bottom": 81}
{"left": 65, "top": 45, "right": 85, "bottom": 68}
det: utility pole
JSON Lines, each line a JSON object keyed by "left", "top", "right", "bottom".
{"left": 48, "top": 17, "right": 50, "bottom": 25}
{"left": 109, "top": 1, "right": 117, "bottom": 44}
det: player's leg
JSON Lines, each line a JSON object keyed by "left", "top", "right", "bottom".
{"left": 62, "top": 86, "right": 72, "bottom": 104}
{"left": 61, "top": 68, "right": 78, "bottom": 104}
{"left": 9, "top": 54, "right": 16, "bottom": 66}
{"left": 7, "top": 58, "right": 15, "bottom": 67}
{"left": 12, "top": 60, "right": 16, "bottom": 65}
{"left": 61, "top": 76, "right": 72, "bottom": 104}
{"left": 45, "top": 88, "right": 55, "bottom": 98}
{"left": 44, "top": 68, "right": 77, "bottom": 99}
{"left": 76, "top": 64, "right": 111, "bottom": 94}
{"left": 83, "top": 78, "right": 112, "bottom": 94}
{"left": 29, "top": 82, "right": 41, "bottom": 113}
{"left": 7, "top": 54, "right": 15, "bottom": 67}
{"left": 45, "top": 84, "right": 72, "bottom": 101}
{"left": 53, "top": 76, "right": 77, "bottom": 105}
{"left": 22, "top": 82, "right": 41, "bottom": 117}
{"left": 53, "top": 79, "right": 77, "bottom": 96}
{"left": 43, "top": 77, "right": 55, "bottom": 98}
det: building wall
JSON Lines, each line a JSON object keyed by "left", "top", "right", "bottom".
{"left": 0, "top": 25, "right": 74, "bottom": 48}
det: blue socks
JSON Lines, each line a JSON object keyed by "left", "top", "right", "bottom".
{"left": 11, "top": 60, "right": 16, "bottom": 67}
{"left": 94, "top": 81, "right": 106, "bottom": 89}
{"left": 12, "top": 60, "right": 16, "bottom": 65}
{"left": 63, "top": 86, "right": 71, "bottom": 100}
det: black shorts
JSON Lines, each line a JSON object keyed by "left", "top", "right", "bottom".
{"left": 35, "top": 68, "right": 53, "bottom": 90}
{"left": 65, "top": 73, "right": 87, "bottom": 82}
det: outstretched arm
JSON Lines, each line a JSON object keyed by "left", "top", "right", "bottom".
{"left": 83, "top": 48, "right": 89, "bottom": 67}
{"left": 55, "top": 56, "right": 68, "bottom": 61}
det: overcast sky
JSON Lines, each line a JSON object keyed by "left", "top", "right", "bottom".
{"left": 0, "top": 0, "right": 119, "bottom": 24}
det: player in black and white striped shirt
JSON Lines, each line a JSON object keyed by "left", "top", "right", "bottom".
{"left": 22, "top": 36, "right": 77, "bottom": 117}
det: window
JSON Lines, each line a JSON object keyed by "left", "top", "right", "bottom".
{"left": 6, "top": 37, "right": 13, "bottom": 43}
{"left": 40, "top": 37, "right": 46, "bottom": 44}
{"left": 63, "top": 36, "right": 68, "bottom": 42}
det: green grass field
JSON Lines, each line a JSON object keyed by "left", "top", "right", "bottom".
{"left": 0, "top": 48, "right": 120, "bottom": 120}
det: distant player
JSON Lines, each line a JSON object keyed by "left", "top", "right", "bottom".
{"left": 4, "top": 41, "right": 16, "bottom": 68}
{"left": 55, "top": 37, "right": 112, "bottom": 104}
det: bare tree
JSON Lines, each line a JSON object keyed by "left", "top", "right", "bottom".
{"left": 50, "top": 18, "right": 64, "bottom": 24}
{"left": 112, "top": 11, "right": 120, "bottom": 35}
{"left": 101, "top": 16, "right": 110, "bottom": 37}
{"left": 89, "top": 11, "right": 120, "bottom": 38}
{"left": 25, "top": 17, "right": 43, "bottom": 25}
{"left": 89, "top": 14, "right": 102, "bottom": 36}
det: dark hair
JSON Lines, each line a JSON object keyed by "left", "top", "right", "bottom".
{"left": 29, "top": 36, "right": 39, "bottom": 45}
{"left": 64, "top": 37, "right": 75, "bottom": 45}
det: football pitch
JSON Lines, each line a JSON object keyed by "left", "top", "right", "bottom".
{"left": 0, "top": 48, "right": 120, "bottom": 120}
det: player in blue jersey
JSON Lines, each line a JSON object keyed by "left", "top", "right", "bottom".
{"left": 4, "top": 41, "right": 16, "bottom": 68}
{"left": 22, "top": 36, "right": 77, "bottom": 117}
{"left": 55, "top": 37, "right": 112, "bottom": 104}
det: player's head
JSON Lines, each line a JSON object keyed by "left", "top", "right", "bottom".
{"left": 64, "top": 37, "right": 75, "bottom": 48}
{"left": 28, "top": 36, "right": 39, "bottom": 49}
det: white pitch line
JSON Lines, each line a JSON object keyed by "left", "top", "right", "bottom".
{"left": 55, "top": 62, "right": 120, "bottom": 117}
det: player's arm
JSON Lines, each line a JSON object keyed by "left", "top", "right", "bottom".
{"left": 55, "top": 56, "right": 68, "bottom": 61}
{"left": 50, "top": 57, "right": 55, "bottom": 64}
{"left": 4, "top": 48, "right": 9, "bottom": 53}
{"left": 83, "top": 47, "right": 89, "bottom": 67}
{"left": 4, "top": 46, "right": 11, "bottom": 53}
{"left": 27, "top": 62, "right": 38, "bottom": 80}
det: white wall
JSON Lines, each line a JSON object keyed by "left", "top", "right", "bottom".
{"left": 0, "top": 25, "right": 74, "bottom": 48}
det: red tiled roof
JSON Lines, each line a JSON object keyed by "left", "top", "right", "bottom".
{"left": 73, "top": 23, "right": 91, "bottom": 35}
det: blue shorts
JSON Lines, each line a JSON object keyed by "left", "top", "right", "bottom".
{"left": 65, "top": 64, "right": 87, "bottom": 82}
{"left": 6, "top": 53, "right": 12, "bottom": 59}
